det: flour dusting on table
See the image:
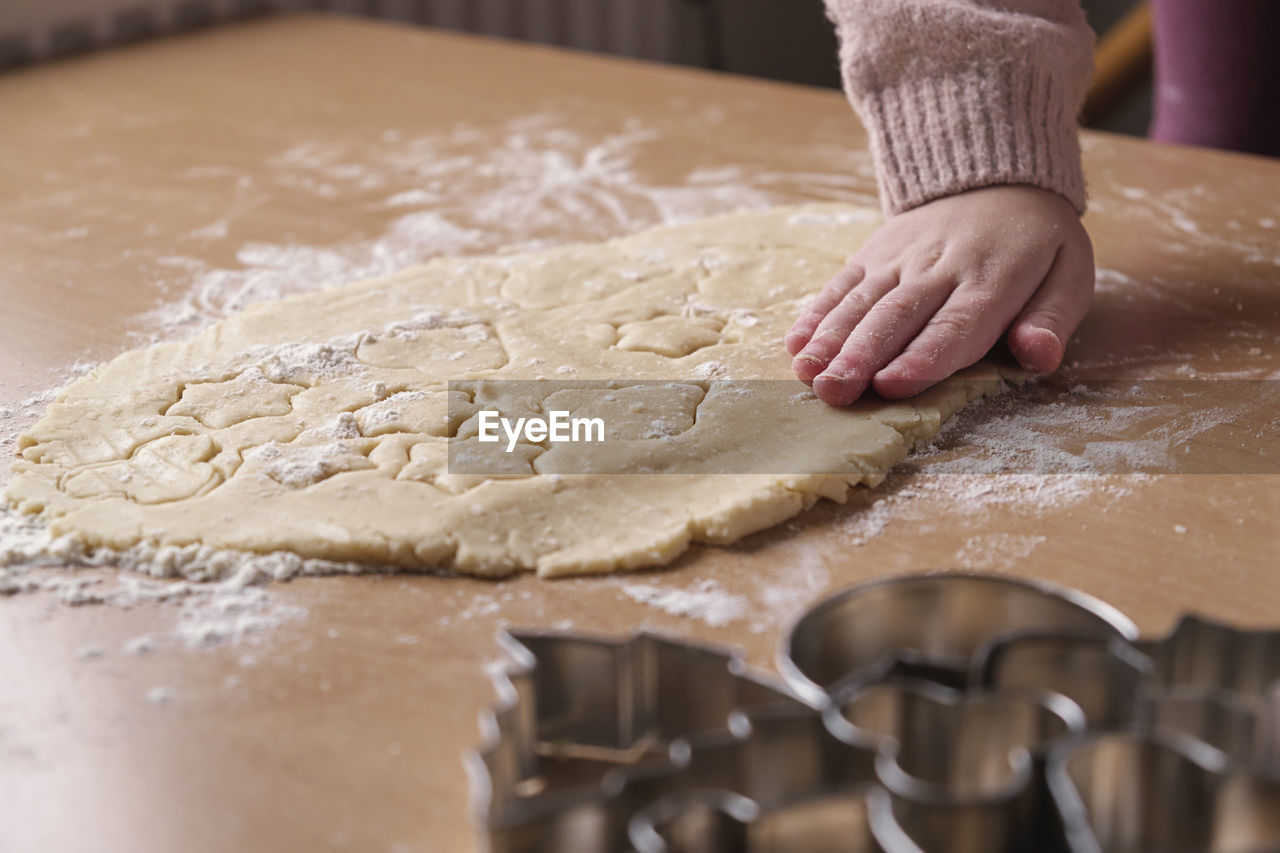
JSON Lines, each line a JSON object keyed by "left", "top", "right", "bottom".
{"left": 618, "top": 579, "right": 750, "bottom": 628}
{"left": 5, "top": 110, "right": 1276, "bottom": 649}
{"left": 137, "top": 113, "right": 869, "bottom": 343}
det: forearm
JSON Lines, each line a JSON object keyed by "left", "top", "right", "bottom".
{"left": 824, "top": 0, "right": 1094, "bottom": 215}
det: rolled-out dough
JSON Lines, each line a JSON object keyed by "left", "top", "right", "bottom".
{"left": 5, "top": 205, "right": 1006, "bottom": 577}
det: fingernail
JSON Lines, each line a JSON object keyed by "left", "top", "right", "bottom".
{"left": 812, "top": 374, "right": 840, "bottom": 399}
{"left": 1028, "top": 324, "right": 1061, "bottom": 343}
{"left": 814, "top": 372, "right": 863, "bottom": 407}
{"left": 794, "top": 354, "right": 824, "bottom": 366}
{"left": 1026, "top": 324, "right": 1062, "bottom": 348}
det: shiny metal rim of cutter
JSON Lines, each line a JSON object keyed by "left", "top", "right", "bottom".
{"left": 469, "top": 571, "right": 1280, "bottom": 852}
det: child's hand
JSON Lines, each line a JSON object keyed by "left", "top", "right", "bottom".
{"left": 785, "top": 186, "right": 1094, "bottom": 406}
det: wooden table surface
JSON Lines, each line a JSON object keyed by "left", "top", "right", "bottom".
{"left": 2, "top": 14, "right": 1279, "bottom": 853}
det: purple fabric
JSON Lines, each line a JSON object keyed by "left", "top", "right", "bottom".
{"left": 1150, "top": 0, "right": 1280, "bottom": 157}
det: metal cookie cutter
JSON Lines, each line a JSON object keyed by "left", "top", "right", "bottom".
{"left": 972, "top": 630, "right": 1152, "bottom": 729}
{"left": 780, "top": 572, "right": 1138, "bottom": 706}
{"left": 622, "top": 697, "right": 906, "bottom": 851}
{"left": 974, "top": 616, "right": 1280, "bottom": 849}
{"left": 1137, "top": 614, "right": 1280, "bottom": 771}
{"left": 619, "top": 701, "right": 889, "bottom": 850}
{"left": 668, "top": 701, "right": 878, "bottom": 810}
{"left": 470, "top": 571, "right": 1280, "bottom": 852}
{"left": 1049, "top": 730, "right": 1280, "bottom": 853}
{"left": 468, "top": 629, "right": 804, "bottom": 853}
{"left": 628, "top": 786, "right": 922, "bottom": 853}
{"left": 826, "top": 678, "right": 1085, "bottom": 853}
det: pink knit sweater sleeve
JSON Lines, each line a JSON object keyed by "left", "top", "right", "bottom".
{"left": 823, "top": 0, "right": 1095, "bottom": 215}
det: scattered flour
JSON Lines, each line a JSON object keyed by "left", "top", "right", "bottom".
{"left": 692, "top": 361, "right": 728, "bottom": 380}
{"left": 956, "top": 533, "right": 1048, "bottom": 571}
{"left": 123, "top": 635, "right": 157, "bottom": 656}
{"left": 139, "top": 113, "right": 852, "bottom": 344}
{"left": 175, "top": 586, "right": 302, "bottom": 648}
{"left": 75, "top": 643, "right": 107, "bottom": 661}
{"left": 840, "top": 497, "right": 900, "bottom": 547}
{"left": 244, "top": 440, "right": 372, "bottom": 489}
{"left": 0, "top": 363, "right": 98, "bottom": 480}
{"left": 909, "top": 378, "right": 1277, "bottom": 476}
{"left": 619, "top": 579, "right": 750, "bottom": 628}
{"left": 750, "top": 546, "right": 834, "bottom": 634}
{"left": 250, "top": 339, "right": 366, "bottom": 385}
{"left": 457, "top": 593, "right": 504, "bottom": 621}
{"left": 2, "top": 505, "right": 316, "bottom": 648}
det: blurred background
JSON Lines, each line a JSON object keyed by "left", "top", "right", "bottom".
{"left": 0, "top": 0, "right": 1153, "bottom": 136}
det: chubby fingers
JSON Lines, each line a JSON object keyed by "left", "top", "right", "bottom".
{"left": 791, "top": 271, "right": 900, "bottom": 385}
{"left": 871, "top": 256, "right": 1058, "bottom": 399}
{"left": 786, "top": 264, "right": 865, "bottom": 356}
{"left": 810, "top": 277, "right": 955, "bottom": 405}
{"left": 869, "top": 286, "right": 1019, "bottom": 399}
{"left": 1007, "top": 240, "right": 1096, "bottom": 374}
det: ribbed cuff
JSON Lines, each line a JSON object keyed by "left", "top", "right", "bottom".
{"left": 859, "top": 61, "right": 1088, "bottom": 216}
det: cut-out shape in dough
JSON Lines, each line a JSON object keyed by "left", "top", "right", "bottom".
{"left": 355, "top": 389, "right": 479, "bottom": 438}
{"left": 357, "top": 315, "right": 507, "bottom": 373}
{"left": 242, "top": 439, "right": 375, "bottom": 489}
{"left": 166, "top": 368, "right": 303, "bottom": 430}
{"left": 60, "top": 433, "right": 221, "bottom": 504}
{"left": 400, "top": 438, "right": 538, "bottom": 493}
{"left": 254, "top": 342, "right": 365, "bottom": 386}
{"left": 541, "top": 383, "right": 704, "bottom": 440}
{"left": 614, "top": 316, "right": 724, "bottom": 358}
